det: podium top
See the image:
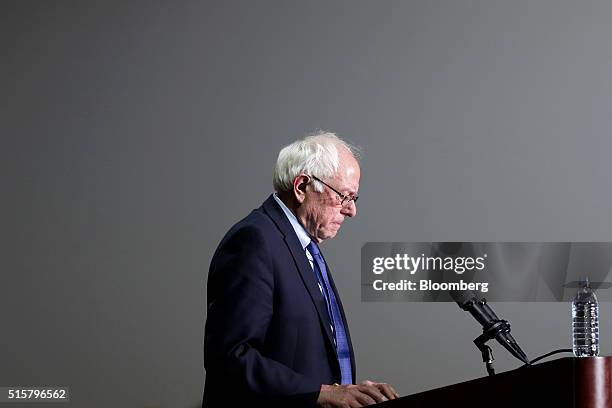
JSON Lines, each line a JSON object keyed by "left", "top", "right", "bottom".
{"left": 375, "top": 356, "right": 612, "bottom": 408}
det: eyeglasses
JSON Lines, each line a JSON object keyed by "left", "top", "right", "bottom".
{"left": 311, "top": 175, "right": 359, "bottom": 208}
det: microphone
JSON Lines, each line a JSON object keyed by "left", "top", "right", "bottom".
{"left": 451, "top": 290, "right": 530, "bottom": 365}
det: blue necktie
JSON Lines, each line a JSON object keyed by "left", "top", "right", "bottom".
{"left": 307, "top": 241, "right": 353, "bottom": 385}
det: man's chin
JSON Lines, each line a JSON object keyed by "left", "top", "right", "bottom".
{"left": 320, "top": 227, "right": 341, "bottom": 241}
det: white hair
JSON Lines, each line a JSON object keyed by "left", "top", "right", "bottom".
{"left": 273, "top": 131, "right": 360, "bottom": 193}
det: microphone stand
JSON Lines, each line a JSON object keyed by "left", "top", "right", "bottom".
{"left": 453, "top": 291, "right": 531, "bottom": 375}
{"left": 471, "top": 301, "right": 530, "bottom": 376}
{"left": 473, "top": 321, "right": 508, "bottom": 376}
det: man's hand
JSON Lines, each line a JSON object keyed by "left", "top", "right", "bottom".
{"left": 317, "top": 380, "right": 400, "bottom": 407}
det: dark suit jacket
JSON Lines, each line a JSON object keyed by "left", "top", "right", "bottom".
{"left": 203, "top": 195, "right": 356, "bottom": 407}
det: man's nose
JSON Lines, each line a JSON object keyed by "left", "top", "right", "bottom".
{"left": 341, "top": 201, "right": 357, "bottom": 217}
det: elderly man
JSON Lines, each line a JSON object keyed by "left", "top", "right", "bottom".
{"left": 203, "top": 132, "right": 398, "bottom": 407}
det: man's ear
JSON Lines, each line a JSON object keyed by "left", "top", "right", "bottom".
{"left": 293, "top": 174, "right": 310, "bottom": 204}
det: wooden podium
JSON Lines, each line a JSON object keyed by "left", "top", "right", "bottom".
{"left": 375, "top": 357, "right": 612, "bottom": 408}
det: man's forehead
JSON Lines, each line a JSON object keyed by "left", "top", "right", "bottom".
{"left": 336, "top": 162, "right": 360, "bottom": 191}
{"left": 341, "top": 153, "right": 360, "bottom": 175}
{"left": 344, "top": 165, "right": 359, "bottom": 178}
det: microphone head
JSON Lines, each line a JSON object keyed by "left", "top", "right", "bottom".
{"left": 450, "top": 289, "right": 479, "bottom": 307}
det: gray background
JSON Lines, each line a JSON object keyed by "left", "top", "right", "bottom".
{"left": 3, "top": 1, "right": 612, "bottom": 407}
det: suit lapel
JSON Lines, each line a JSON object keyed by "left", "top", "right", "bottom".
{"left": 261, "top": 196, "right": 338, "bottom": 355}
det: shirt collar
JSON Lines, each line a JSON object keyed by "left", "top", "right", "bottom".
{"left": 273, "top": 193, "right": 312, "bottom": 250}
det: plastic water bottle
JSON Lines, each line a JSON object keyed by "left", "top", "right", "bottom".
{"left": 572, "top": 277, "right": 600, "bottom": 357}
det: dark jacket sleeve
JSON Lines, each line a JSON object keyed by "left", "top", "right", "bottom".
{"left": 204, "top": 224, "right": 321, "bottom": 406}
